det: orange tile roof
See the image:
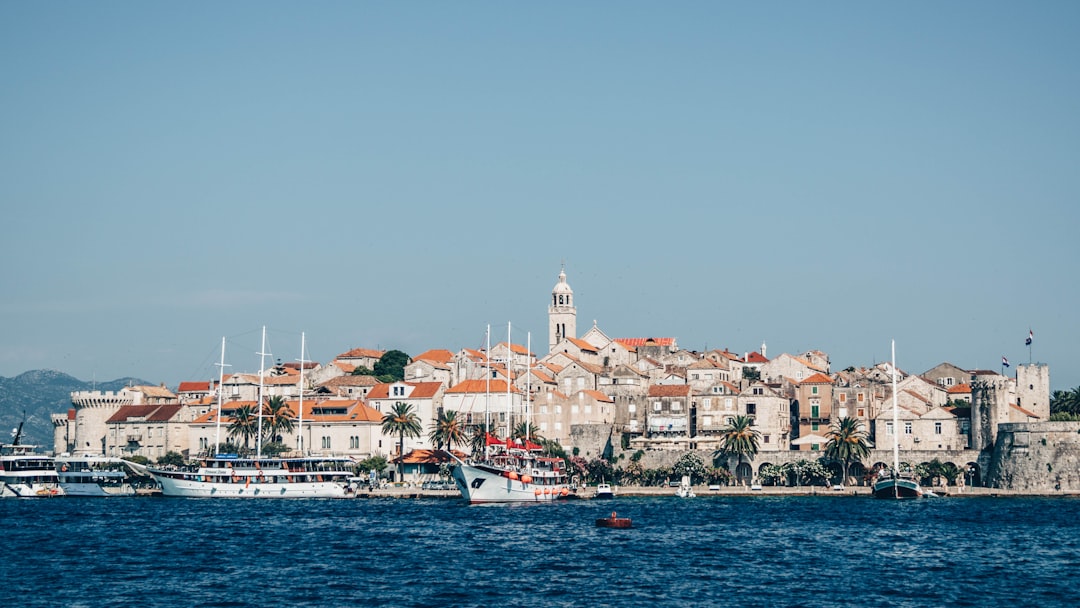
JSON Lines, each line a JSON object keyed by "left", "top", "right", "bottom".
{"left": 567, "top": 337, "right": 598, "bottom": 352}
{"left": 178, "top": 381, "right": 211, "bottom": 393}
{"left": 745, "top": 352, "right": 769, "bottom": 364}
{"left": 1010, "top": 403, "right": 1040, "bottom": 418}
{"left": 413, "top": 349, "right": 455, "bottom": 364}
{"left": 648, "top": 384, "right": 691, "bottom": 398}
{"left": 106, "top": 404, "right": 184, "bottom": 423}
{"left": 948, "top": 383, "right": 972, "bottom": 394}
{"left": 333, "top": 361, "right": 356, "bottom": 373}
{"left": 366, "top": 382, "right": 443, "bottom": 399}
{"left": 446, "top": 379, "right": 520, "bottom": 394}
{"left": 800, "top": 373, "right": 834, "bottom": 385}
{"left": 579, "top": 390, "right": 614, "bottom": 403}
{"left": 337, "top": 347, "right": 385, "bottom": 359}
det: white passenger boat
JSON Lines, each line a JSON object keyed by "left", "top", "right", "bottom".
{"left": 1, "top": 444, "right": 63, "bottom": 498}
{"left": 56, "top": 456, "right": 137, "bottom": 497}
{"left": 146, "top": 455, "right": 355, "bottom": 498}
{"left": 448, "top": 441, "right": 575, "bottom": 504}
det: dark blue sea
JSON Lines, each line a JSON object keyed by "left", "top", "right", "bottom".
{"left": 3, "top": 495, "right": 1078, "bottom": 607}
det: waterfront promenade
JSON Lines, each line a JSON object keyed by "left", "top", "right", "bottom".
{"left": 351, "top": 483, "right": 1073, "bottom": 500}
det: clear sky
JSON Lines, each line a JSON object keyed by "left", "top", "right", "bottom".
{"left": 2, "top": 2, "right": 1078, "bottom": 391}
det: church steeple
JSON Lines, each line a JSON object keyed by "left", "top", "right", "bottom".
{"left": 548, "top": 264, "right": 577, "bottom": 353}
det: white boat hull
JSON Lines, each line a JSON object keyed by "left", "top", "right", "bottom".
{"left": 1, "top": 481, "right": 63, "bottom": 498}
{"left": 452, "top": 462, "right": 573, "bottom": 504}
{"left": 152, "top": 475, "right": 348, "bottom": 498}
{"left": 59, "top": 482, "right": 135, "bottom": 497}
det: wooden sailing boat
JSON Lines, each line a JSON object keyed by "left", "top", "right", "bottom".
{"left": 872, "top": 341, "right": 924, "bottom": 499}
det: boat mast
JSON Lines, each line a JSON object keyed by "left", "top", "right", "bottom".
{"left": 506, "top": 321, "right": 512, "bottom": 441}
{"left": 891, "top": 340, "right": 900, "bottom": 475}
{"left": 213, "top": 336, "right": 230, "bottom": 456}
{"left": 256, "top": 326, "right": 270, "bottom": 459}
{"left": 297, "top": 332, "right": 307, "bottom": 456}
{"left": 526, "top": 331, "right": 531, "bottom": 445}
{"left": 485, "top": 324, "right": 491, "bottom": 460}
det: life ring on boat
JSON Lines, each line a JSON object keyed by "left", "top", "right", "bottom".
{"left": 521, "top": 475, "right": 533, "bottom": 485}
{"left": 507, "top": 471, "right": 519, "bottom": 481}
{"left": 534, "top": 488, "right": 542, "bottom": 496}
{"left": 543, "top": 488, "right": 551, "bottom": 495}
{"left": 560, "top": 488, "right": 570, "bottom": 496}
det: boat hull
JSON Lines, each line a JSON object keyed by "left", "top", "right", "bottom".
{"left": 1, "top": 481, "right": 63, "bottom": 498}
{"left": 59, "top": 482, "right": 135, "bottom": 497}
{"left": 596, "top": 517, "right": 632, "bottom": 528}
{"left": 152, "top": 475, "right": 348, "bottom": 498}
{"left": 451, "top": 463, "right": 572, "bottom": 504}
{"left": 872, "top": 478, "right": 923, "bottom": 499}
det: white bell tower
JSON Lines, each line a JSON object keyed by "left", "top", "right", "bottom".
{"left": 548, "top": 264, "right": 577, "bottom": 353}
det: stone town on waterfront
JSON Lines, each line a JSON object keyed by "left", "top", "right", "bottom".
{"left": 49, "top": 267, "right": 1075, "bottom": 496}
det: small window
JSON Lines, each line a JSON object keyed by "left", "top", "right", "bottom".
{"left": 904, "top": 422, "right": 912, "bottom": 435}
{"left": 935, "top": 422, "right": 942, "bottom": 435}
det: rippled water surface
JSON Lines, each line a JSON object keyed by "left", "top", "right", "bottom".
{"left": 3, "top": 495, "right": 1079, "bottom": 607}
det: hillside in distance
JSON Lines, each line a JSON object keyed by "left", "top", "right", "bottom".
{"left": 0, "top": 370, "right": 147, "bottom": 452}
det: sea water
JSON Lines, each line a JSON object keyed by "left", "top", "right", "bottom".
{"left": 2, "top": 495, "right": 1078, "bottom": 607}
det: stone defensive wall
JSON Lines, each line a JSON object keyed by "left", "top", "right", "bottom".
{"left": 70, "top": 390, "right": 135, "bottom": 408}
{"left": 986, "top": 421, "right": 1080, "bottom": 492}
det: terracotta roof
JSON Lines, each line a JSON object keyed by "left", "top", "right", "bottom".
{"left": 178, "top": 381, "right": 211, "bottom": 393}
{"left": 333, "top": 361, "right": 356, "bottom": 373}
{"left": 366, "top": 382, "right": 443, "bottom": 400}
{"left": 445, "top": 379, "right": 520, "bottom": 394}
{"left": 132, "top": 385, "right": 177, "bottom": 399}
{"left": 106, "top": 404, "right": 184, "bottom": 423}
{"left": 800, "top": 373, "right": 833, "bottom": 385}
{"left": 567, "top": 337, "right": 598, "bottom": 353}
{"left": 648, "top": 385, "right": 692, "bottom": 398}
{"left": 745, "top": 352, "right": 769, "bottom": 364}
{"left": 1010, "top": 403, "right": 1040, "bottom": 418}
{"left": 337, "top": 347, "right": 385, "bottom": 359}
{"left": 263, "top": 375, "right": 301, "bottom": 386}
{"left": 947, "top": 383, "right": 972, "bottom": 394}
{"left": 614, "top": 337, "right": 676, "bottom": 347}
{"left": 282, "top": 362, "right": 318, "bottom": 371}
{"left": 413, "top": 349, "right": 455, "bottom": 364}
{"left": 903, "top": 389, "right": 932, "bottom": 405}
{"left": 579, "top": 390, "right": 614, "bottom": 403}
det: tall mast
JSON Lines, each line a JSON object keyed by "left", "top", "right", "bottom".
{"left": 256, "top": 326, "right": 270, "bottom": 459}
{"left": 506, "top": 321, "right": 512, "bottom": 441}
{"left": 297, "top": 332, "right": 307, "bottom": 455}
{"left": 891, "top": 340, "right": 900, "bottom": 474}
{"left": 485, "top": 324, "right": 491, "bottom": 459}
{"left": 526, "top": 331, "right": 531, "bottom": 444}
{"left": 213, "top": 336, "right": 230, "bottom": 455}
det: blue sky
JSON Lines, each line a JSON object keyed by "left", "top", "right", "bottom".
{"left": 2, "top": 2, "right": 1078, "bottom": 390}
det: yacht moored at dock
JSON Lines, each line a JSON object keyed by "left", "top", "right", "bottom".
{"left": 146, "top": 455, "right": 355, "bottom": 498}
{"left": 56, "top": 456, "right": 137, "bottom": 497}
{"left": 1, "top": 444, "right": 63, "bottom": 498}
{"left": 447, "top": 438, "right": 575, "bottom": 504}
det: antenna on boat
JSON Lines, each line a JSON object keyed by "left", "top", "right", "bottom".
{"left": 506, "top": 321, "right": 512, "bottom": 442}
{"left": 297, "top": 332, "right": 307, "bottom": 456}
{"left": 213, "top": 336, "right": 230, "bottom": 456}
{"left": 526, "top": 331, "right": 531, "bottom": 445}
{"left": 256, "top": 326, "right": 270, "bottom": 459}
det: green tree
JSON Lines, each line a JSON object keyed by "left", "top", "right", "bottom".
{"left": 381, "top": 402, "right": 422, "bottom": 481}
{"left": 743, "top": 367, "right": 761, "bottom": 382}
{"left": 586, "top": 458, "right": 615, "bottom": 484}
{"left": 373, "top": 350, "right": 410, "bottom": 382}
{"left": 671, "top": 452, "right": 707, "bottom": 484}
{"left": 429, "top": 409, "right": 467, "bottom": 451}
{"left": 824, "top": 417, "right": 871, "bottom": 485}
{"left": 227, "top": 404, "right": 258, "bottom": 450}
{"left": 512, "top": 421, "right": 544, "bottom": 444}
{"left": 714, "top": 415, "right": 761, "bottom": 483}
{"left": 467, "top": 422, "right": 495, "bottom": 457}
{"left": 356, "top": 455, "right": 388, "bottom": 477}
{"left": 262, "top": 395, "right": 295, "bottom": 445}
{"left": 156, "top": 451, "right": 185, "bottom": 467}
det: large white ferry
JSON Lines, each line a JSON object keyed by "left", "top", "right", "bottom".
{"left": 146, "top": 455, "right": 355, "bottom": 498}
{"left": 1, "top": 444, "right": 63, "bottom": 498}
{"left": 448, "top": 438, "right": 575, "bottom": 504}
{"left": 56, "top": 456, "right": 137, "bottom": 497}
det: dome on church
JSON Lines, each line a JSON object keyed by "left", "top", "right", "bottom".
{"left": 552, "top": 268, "right": 573, "bottom": 295}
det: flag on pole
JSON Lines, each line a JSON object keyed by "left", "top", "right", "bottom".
{"left": 1002, "top": 356, "right": 1010, "bottom": 367}
{"left": 1026, "top": 329, "right": 1033, "bottom": 346}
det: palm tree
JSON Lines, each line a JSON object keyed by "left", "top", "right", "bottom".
{"left": 824, "top": 417, "right": 871, "bottom": 485}
{"left": 511, "top": 421, "right": 544, "bottom": 444}
{"left": 381, "top": 402, "right": 422, "bottom": 482}
{"left": 428, "top": 409, "right": 467, "bottom": 451}
{"left": 262, "top": 395, "right": 295, "bottom": 445}
{"left": 715, "top": 415, "right": 761, "bottom": 484}
{"left": 467, "top": 422, "right": 495, "bottom": 458}
{"left": 227, "top": 404, "right": 258, "bottom": 451}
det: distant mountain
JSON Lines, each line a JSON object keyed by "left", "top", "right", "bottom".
{"left": 0, "top": 370, "right": 148, "bottom": 452}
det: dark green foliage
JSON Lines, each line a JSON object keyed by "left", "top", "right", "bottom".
{"left": 373, "top": 350, "right": 410, "bottom": 381}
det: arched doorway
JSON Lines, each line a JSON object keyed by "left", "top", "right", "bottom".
{"left": 735, "top": 462, "right": 753, "bottom": 486}
{"left": 848, "top": 462, "right": 867, "bottom": 486}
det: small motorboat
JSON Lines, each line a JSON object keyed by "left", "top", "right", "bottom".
{"left": 594, "top": 482, "right": 615, "bottom": 499}
{"left": 595, "top": 511, "right": 632, "bottom": 529}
